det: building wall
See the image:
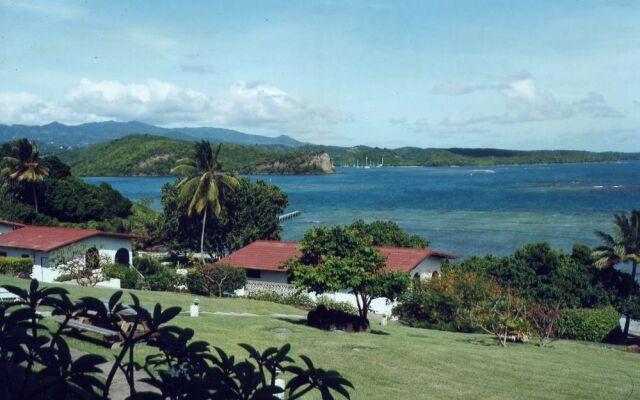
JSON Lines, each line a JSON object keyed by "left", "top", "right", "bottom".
{"left": 410, "top": 256, "right": 446, "bottom": 278}
{"left": 247, "top": 270, "right": 289, "bottom": 284}
{"left": 0, "top": 225, "right": 18, "bottom": 235}
{"left": 0, "top": 235, "right": 133, "bottom": 283}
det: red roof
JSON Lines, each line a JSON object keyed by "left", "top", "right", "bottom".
{"left": 216, "top": 240, "right": 459, "bottom": 273}
{"left": 0, "top": 226, "right": 137, "bottom": 252}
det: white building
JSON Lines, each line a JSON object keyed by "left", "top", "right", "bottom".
{"left": 0, "top": 225, "right": 136, "bottom": 283}
{"left": 216, "top": 240, "right": 460, "bottom": 314}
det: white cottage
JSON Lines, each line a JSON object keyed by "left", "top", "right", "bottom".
{"left": 0, "top": 225, "right": 136, "bottom": 283}
{"left": 216, "top": 240, "right": 460, "bottom": 314}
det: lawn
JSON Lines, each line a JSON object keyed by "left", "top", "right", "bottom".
{"left": 2, "top": 276, "right": 638, "bottom": 400}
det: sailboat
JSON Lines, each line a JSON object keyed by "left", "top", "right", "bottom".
{"left": 364, "top": 156, "right": 371, "bottom": 169}
{"left": 377, "top": 157, "right": 384, "bottom": 168}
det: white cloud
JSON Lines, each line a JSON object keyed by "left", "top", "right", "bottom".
{"left": 0, "top": 79, "right": 352, "bottom": 139}
{"left": 0, "top": 0, "right": 85, "bottom": 19}
{"left": 213, "top": 81, "right": 353, "bottom": 133}
{"left": 437, "top": 74, "right": 623, "bottom": 127}
{"left": 0, "top": 92, "right": 66, "bottom": 125}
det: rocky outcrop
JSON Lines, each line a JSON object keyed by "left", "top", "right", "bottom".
{"left": 251, "top": 152, "right": 335, "bottom": 175}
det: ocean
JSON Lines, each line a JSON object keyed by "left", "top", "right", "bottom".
{"left": 84, "top": 161, "right": 640, "bottom": 263}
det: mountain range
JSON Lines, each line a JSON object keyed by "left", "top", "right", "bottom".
{"left": 0, "top": 121, "right": 306, "bottom": 150}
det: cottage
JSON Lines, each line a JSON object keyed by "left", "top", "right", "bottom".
{"left": 0, "top": 225, "right": 136, "bottom": 283}
{"left": 216, "top": 240, "right": 459, "bottom": 314}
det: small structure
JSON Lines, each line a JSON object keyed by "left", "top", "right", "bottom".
{"left": 0, "top": 225, "right": 137, "bottom": 283}
{"left": 216, "top": 240, "right": 459, "bottom": 314}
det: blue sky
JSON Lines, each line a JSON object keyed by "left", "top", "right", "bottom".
{"left": 1, "top": 0, "right": 639, "bottom": 150}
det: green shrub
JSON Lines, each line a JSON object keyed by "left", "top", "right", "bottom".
{"left": 0, "top": 257, "right": 33, "bottom": 277}
{"left": 557, "top": 306, "right": 620, "bottom": 342}
{"left": 144, "top": 266, "right": 184, "bottom": 292}
{"left": 186, "top": 268, "right": 208, "bottom": 296}
{"left": 393, "top": 269, "right": 502, "bottom": 332}
{"left": 247, "top": 291, "right": 316, "bottom": 309}
{"left": 307, "top": 305, "right": 368, "bottom": 332}
{"left": 54, "top": 273, "right": 73, "bottom": 282}
{"left": 186, "top": 265, "right": 247, "bottom": 297}
{"left": 316, "top": 296, "right": 358, "bottom": 316}
{"left": 133, "top": 255, "right": 162, "bottom": 276}
{"left": 102, "top": 263, "right": 140, "bottom": 289}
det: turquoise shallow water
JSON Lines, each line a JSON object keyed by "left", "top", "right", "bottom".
{"left": 84, "top": 161, "right": 640, "bottom": 266}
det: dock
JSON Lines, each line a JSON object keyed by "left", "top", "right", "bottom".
{"left": 278, "top": 211, "right": 301, "bottom": 222}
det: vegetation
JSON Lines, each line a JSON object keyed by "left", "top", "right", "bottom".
{"left": 0, "top": 138, "right": 156, "bottom": 235}
{"left": 288, "top": 225, "right": 412, "bottom": 327}
{"left": 171, "top": 141, "right": 240, "bottom": 260}
{"left": 449, "top": 243, "right": 633, "bottom": 309}
{"left": 186, "top": 264, "right": 247, "bottom": 297}
{"left": 56, "top": 134, "right": 333, "bottom": 176}
{"left": 557, "top": 306, "right": 620, "bottom": 342}
{"left": 1, "top": 276, "right": 637, "bottom": 400}
{"left": 102, "top": 263, "right": 141, "bottom": 289}
{"left": 50, "top": 244, "right": 113, "bottom": 287}
{"left": 317, "top": 144, "right": 640, "bottom": 167}
{"left": 0, "top": 257, "right": 33, "bottom": 277}
{"left": 161, "top": 177, "right": 287, "bottom": 257}
{"left": 0, "top": 279, "right": 352, "bottom": 399}
{"left": 592, "top": 210, "right": 640, "bottom": 341}
{"left": 394, "top": 269, "right": 502, "bottom": 332}
{"left": 349, "top": 219, "right": 429, "bottom": 248}
{"left": 0, "top": 139, "right": 49, "bottom": 213}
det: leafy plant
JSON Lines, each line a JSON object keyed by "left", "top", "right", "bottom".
{"left": 186, "top": 264, "right": 247, "bottom": 297}
{"left": 0, "top": 280, "right": 354, "bottom": 399}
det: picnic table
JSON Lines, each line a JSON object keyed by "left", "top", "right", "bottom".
{"left": 0, "top": 287, "right": 20, "bottom": 303}
{"left": 58, "top": 301, "right": 152, "bottom": 347}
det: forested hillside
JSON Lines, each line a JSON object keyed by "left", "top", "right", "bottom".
{"left": 56, "top": 135, "right": 332, "bottom": 176}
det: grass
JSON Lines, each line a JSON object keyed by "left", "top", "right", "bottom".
{"left": 2, "top": 276, "right": 638, "bottom": 400}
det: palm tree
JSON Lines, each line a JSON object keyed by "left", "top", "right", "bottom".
{"left": 593, "top": 210, "right": 640, "bottom": 342}
{"left": 171, "top": 141, "right": 239, "bottom": 262}
{"left": 0, "top": 139, "right": 49, "bottom": 213}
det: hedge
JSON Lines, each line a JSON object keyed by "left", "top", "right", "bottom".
{"left": 0, "top": 257, "right": 33, "bottom": 277}
{"left": 557, "top": 306, "right": 620, "bottom": 342}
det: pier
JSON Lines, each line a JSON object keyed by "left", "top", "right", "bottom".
{"left": 278, "top": 210, "right": 301, "bottom": 222}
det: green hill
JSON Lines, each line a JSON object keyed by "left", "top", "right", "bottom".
{"left": 56, "top": 135, "right": 332, "bottom": 176}
{"left": 305, "top": 145, "right": 640, "bottom": 167}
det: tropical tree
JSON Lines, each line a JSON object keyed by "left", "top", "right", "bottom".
{"left": 171, "top": 141, "right": 239, "bottom": 261}
{"left": 288, "top": 225, "right": 411, "bottom": 328}
{"left": 593, "top": 210, "right": 640, "bottom": 341}
{"left": 0, "top": 139, "right": 49, "bottom": 213}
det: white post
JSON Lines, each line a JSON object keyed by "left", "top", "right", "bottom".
{"left": 190, "top": 298, "right": 200, "bottom": 318}
{"left": 275, "top": 368, "right": 285, "bottom": 399}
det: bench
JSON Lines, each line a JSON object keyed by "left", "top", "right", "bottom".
{"left": 62, "top": 318, "right": 121, "bottom": 342}
{"left": 0, "top": 288, "right": 20, "bottom": 303}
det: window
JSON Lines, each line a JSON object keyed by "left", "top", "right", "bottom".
{"left": 0, "top": 252, "right": 6, "bottom": 257}
{"left": 21, "top": 254, "right": 30, "bottom": 258}
{"left": 246, "top": 269, "right": 261, "bottom": 279}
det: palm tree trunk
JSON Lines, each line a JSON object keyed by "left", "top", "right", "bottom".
{"left": 200, "top": 208, "right": 207, "bottom": 265}
{"left": 32, "top": 184, "right": 38, "bottom": 213}
{"left": 623, "top": 260, "right": 637, "bottom": 343}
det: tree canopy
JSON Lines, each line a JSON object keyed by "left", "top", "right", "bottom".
{"left": 288, "top": 225, "right": 411, "bottom": 327}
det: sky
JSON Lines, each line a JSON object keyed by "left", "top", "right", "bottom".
{"left": 1, "top": 0, "right": 639, "bottom": 151}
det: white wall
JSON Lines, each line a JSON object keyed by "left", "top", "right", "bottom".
{"left": 0, "top": 225, "right": 17, "bottom": 235}
{"left": 247, "top": 270, "right": 289, "bottom": 284}
{"left": 0, "top": 234, "right": 133, "bottom": 283}
{"left": 409, "top": 256, "right": 445, "bottom": 278}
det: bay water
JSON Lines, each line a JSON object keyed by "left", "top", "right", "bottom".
{"left": 84, "top": 161, "right": 640, "bottom": 268}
